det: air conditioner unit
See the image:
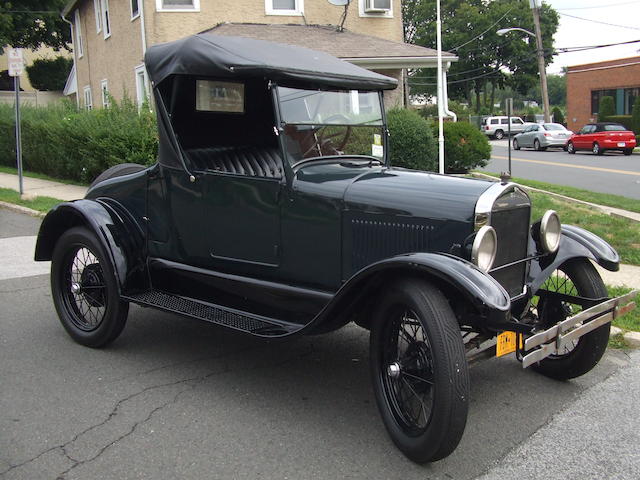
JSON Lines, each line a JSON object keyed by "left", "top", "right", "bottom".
{"left": 364, "top": 0, "right": 391, "bottom": 14}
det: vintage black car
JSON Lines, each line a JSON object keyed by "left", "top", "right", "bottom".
{"left": 35, "top": 34, "right": 636, "bottom": 463}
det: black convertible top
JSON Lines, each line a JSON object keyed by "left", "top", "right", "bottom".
{"left": 144, "top": 34, "right": 398, "bottom": 91}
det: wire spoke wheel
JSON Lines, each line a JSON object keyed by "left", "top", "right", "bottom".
{"left": 51, "top": 227, "right": 129, "bottom": 347}
{"left": 529, "top": 258, "right": 609, "bottom": 380}
{"left": 370, "top": 279, "right": 469, "bottom": 463}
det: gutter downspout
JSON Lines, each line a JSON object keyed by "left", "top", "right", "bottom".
{"left": 436, "top": 0, "right": 445, "bottom": 174}
{"left": 139, "top": 0, "right": 147, "bottom": 54}
{"left": 60, "top": 12, "right": 79, "bottom": 109}
{"left": 442, "top": 66, "right": 457, "bottom": 122}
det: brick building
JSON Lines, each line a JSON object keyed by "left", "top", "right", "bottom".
{"left": 566, "top": 56, "right": 640, "bottom": 132}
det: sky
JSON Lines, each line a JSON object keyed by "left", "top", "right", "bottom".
{"left": 545, "top": 0, "right": 640, "bottom": 73}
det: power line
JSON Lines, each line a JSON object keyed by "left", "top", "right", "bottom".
{"left": 559, "top": 12, "right": 640, "bottom": 31}
{"left": 450, "top": 7, "right": 515, "bottom": 51}
{"left": 558, "top": 1, "right": 639, "bottom": 10}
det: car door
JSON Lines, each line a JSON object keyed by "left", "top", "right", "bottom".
{"left": 578, "top": 125, "right": 596, "bottom": 149}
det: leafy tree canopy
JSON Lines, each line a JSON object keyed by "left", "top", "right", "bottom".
{"left": 403, "top": 0, "right": 559, "bottom": 112}
{"left": 0, "top": 1, "right": 71, "bottom": 54}
{"left": 26, "top": 55, "right": 72, "bottom": 90}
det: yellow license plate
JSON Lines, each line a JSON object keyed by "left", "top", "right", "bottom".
{"left": 496, "top": 331, "right": 517, "bottom": 357}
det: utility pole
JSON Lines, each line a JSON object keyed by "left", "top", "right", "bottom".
{"left": 531, "top": 0, "right": 550, "bottom": 123}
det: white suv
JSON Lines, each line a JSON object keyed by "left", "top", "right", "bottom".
{"left": 481, "top": 116, "right": 529, "bottom": 139}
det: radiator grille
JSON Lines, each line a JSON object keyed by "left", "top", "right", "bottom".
{"left": 351, "top": 219, "right": 432, "bottom": 272}
{"left": 489, "top": 206, "right": 530, "bottom": 297}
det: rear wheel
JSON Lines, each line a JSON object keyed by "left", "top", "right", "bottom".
{"left": 592, "top": 143, "right": 604, "bottom": 155}
{"left": 623, "top": 148, "right": 633, "bottom": 156}
{"left": 531, "top": 259, "right": 609, "bottom": 380}
{"left": 513, "top": 138, "right": 520, "bottom": 150}
{"left": 370, "top": 279, "right": 469, "bottom": 463}
{"left": 567, "top": 142, "right": 575, "bottom": 154}
{"left": 51, "top": 227, "right": 129, "bottom": 347}
{"left": 534, "top": 139, "right": 543, "bottom": 151}
{"left": 494, "top": 129, "right": 504, "bottom": 140}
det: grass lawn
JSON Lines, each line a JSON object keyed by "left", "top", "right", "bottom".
{"left": 0, "top": 166, "right": 88, "bottom": 187}
{"left": 479, "top": 171, "right": 640, "bottom": 214}
{"left": 529, "top": 191, "right": 640, "bottom": 266}
{"left": 0, "top": 187, "right": 61, "bottom": 213}
{"left": 608, "top": 286, "right": 640, "bottom": 348}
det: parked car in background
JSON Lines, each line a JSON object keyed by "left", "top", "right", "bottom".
{"left": 567, "top": 122, "right": 636, "bottom": 155}
{"left": 481, "top": 116, "right": 530, "bottom": 139}
{"left": 513, "top": 123, "right": 573, "bottom": 151}
{"left": 34, "top": 34, "right": 637, "bottom": 464}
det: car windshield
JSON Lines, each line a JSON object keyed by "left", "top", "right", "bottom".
{"left": 277, "top": 86, "right": 385, "bottom": 165}
{"left": 543, "top": 124, "right": 564, "bottom": 131}
{"left": 603, "top": 124, "right": 626, "bottom": 131}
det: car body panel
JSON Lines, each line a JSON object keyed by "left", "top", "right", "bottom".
{"left": 568, "top": 122, "right": 637, "bottom": 153}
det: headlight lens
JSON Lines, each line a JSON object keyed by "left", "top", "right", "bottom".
{"left": 540, "top": 210, "right": 561, "bottom": 253}
{"left": 471, "top": 225, "right": 497, "bottom": 272}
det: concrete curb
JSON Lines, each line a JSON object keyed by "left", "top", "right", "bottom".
{"left": 0, "top": 200, "right": 46, "bottom": 218}
{"left": 471, "top": 172, "right": 640, "bottom": 223}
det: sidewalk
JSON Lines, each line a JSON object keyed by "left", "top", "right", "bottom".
{"left": 0, "top": 172, "right": 639, "bottom": 289}
{"left": 0, "top": 172, "right": 87, "bottom": 201}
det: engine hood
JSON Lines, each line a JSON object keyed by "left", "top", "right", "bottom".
{"left": 344, "top": 168, "right": 494, "bottom": 222}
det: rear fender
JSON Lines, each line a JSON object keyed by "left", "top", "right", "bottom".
{"left": 528, "top": 224, "right": 619, "bottom": 293}
{"left": 310, "top": 252, "right": 511, "bottom": 333}
{"left": 34, "top": 199, "right": 148, "bottom": 292}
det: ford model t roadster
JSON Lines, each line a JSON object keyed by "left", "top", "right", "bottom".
{"left": 35, "top": 35, "right": 636, "bottom": 463}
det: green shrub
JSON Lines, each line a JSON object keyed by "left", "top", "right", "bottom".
{"left": 631, "top": 96, "right": 640, "bottom": 134}
{"left": 606, "top": 115, "right": 633, "bottom": 131}
{"left": 552, "top": 106, "right": 565, "bottom": 125}
{"left": 598, "top": 96, "right": 615, "bottom": 122}
{"left": 0, "top": 97, "right": 158, "bottom": 183}
{"left": 26, "top": 56, "right": 73, "bottom": 91}
{"left": 440, "top": 121, "right": 491, "bottom": 173}
{"left": 387, "top": 108, "right": 437, "bottom": 171}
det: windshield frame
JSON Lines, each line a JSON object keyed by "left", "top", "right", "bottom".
{"left": 272, "top": 84, "right": 389, "bottom": 171}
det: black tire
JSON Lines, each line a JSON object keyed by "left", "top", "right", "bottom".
{"left": 534, "top": 139, "right": 541, "bottom": 151}
{"left": 567, "top": 142, "right": 575, "bottom": 154}
{"left": 494, "top": 129, "right": 504, "bottom": 140}
{"left": 89, "top": 163, "right": 146, "bottom": 190}
{"left": 51, "top": 226, "right": 129, "bottom": 347}
{"left": 531, "top": 258, "right": 609, "bottom": 380}
{"left": 370, "top": 279, "right": 469, "bottom": 463}
{"left": 592, "top": 143, "right": 604, "bottom": 155}
{"left": 513, "top": 138, "right": 520, "bottom": 150}
{"left": 623, "top": 148, "right": 633, "bottom": 156}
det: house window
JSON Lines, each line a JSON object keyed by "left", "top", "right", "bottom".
{"left": 101, "top": 0, "right": 111, "bottom": 38}
{"left": 93, "top": 0, "right": 102, "bottom": 32}
{"left": 131, "top": 0, "right": 140, "bottom": 19}
{"left": 156, "top": 0, "right": 200, "bottom": 12}
{"left": 74, "top": 10, "right": 83, "bottom": 58}
{"left": 84, "top": 86, "right": 93, "bottom": 110}
{"left": 265, "top": 0, "right": 304, "bottom": 16}
{"left": 101, "top": 79, "right": 109, "bottom": 108}
{"left": 135, "top": 65, "right": 149, "bottom": 107}
{"left": 359, "top": 0, "right": 393, "bottom": 18}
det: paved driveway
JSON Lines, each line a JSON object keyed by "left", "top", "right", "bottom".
{"left": 1, "top": 208, "right": 637, "bottom": 480}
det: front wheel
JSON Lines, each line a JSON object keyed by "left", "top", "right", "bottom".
{"left": 531, "top": 259, "right": 609, "bottom": 380}
{"left": 51, "top": 227, "right": 129, "bottom": 347}
{"left": 567, "top": 142, "right": 575, "bottom": 154}
{"left": 370, "top": 279, "right": 469, "bottom": 463}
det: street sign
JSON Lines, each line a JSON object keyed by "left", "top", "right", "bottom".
{"left": 8, "top": 48, "right": 24, "bottom": 77}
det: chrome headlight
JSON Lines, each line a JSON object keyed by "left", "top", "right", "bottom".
{"left": 471, "top": 225, "right": 497, "bottom": 272}
{"left": 540, "top": 210, "right": 561, "bottom": 253}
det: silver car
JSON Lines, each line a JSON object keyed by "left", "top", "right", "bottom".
{"left": 513, "top": 123, "right": 573, "bottom": 151}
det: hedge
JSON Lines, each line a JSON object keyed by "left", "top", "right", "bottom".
{"left": 26, "top": 56, "right": 73, "bottom": 91}
{"left": 439, "top": 121, "right": 490, "bottom": 173}
{"left": 598, "top": 96, "right": 615, "bottom": 122}
{"left": 0, "top": 98, "right": 157, "bottom": 183}
{"left": 632, "top": 96, "right": 640, "bottom": 134}
{"left": 387, "top": 108, "right": 437, "bottom": 171}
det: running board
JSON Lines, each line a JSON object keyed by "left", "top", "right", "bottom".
{"left": 124, "top": 290, "right": 302, "bottom": 337}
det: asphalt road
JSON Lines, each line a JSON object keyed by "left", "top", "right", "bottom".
{"left": 1, "top": 208, "right": 638, "bottom": 480}
{"left": 482, "top": 139, "right": 640, "bottom": 199}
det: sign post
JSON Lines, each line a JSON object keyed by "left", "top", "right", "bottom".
{"left": 8, "top": 48, "right": 24, "bottom": 195}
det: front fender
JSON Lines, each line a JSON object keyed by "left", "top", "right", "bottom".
{"left": 34, "top": 199, "right": 148, "bottom": 292}
{"left": 528, "top": 224, "right": 619, "bottom": 293}
{"left": 310, "top": 252, "right": 511, "bottom": 333}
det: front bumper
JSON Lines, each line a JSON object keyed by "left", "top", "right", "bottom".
{"left": 521, "top": 290, "right": 637, "bottom": 368}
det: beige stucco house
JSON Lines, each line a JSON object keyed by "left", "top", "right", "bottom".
{"left": 61, "top": 0, "right": 454, "bottom": 109}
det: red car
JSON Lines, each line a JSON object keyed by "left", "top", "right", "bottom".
{"left": 567, "top": 122, "right": 636, "bottom": 155}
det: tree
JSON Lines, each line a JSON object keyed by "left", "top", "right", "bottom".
{"left": 26, "top": 56, "right": 72, "bottom": 90}
{"left": 0, "top": 1, "right": 71, "bottom": 54}
{"left": 598, "top": 96, "right": 615, "bottom": 122}
{"left": 403, "top": 0, "right": 559, "bottom": 113}
{"left": 552, "top": 106, "right": 565, "bottom": 125}
{"left": 631, "top": 96, "right": 640, "bottom": 134}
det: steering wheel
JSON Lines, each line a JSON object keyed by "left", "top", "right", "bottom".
{"left": 302, "top": 115, "right": 353, "bottom": 158}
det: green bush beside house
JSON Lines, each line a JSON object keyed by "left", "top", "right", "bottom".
{"left": 598, "top": 96, "right": 615, "bottom": 123}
